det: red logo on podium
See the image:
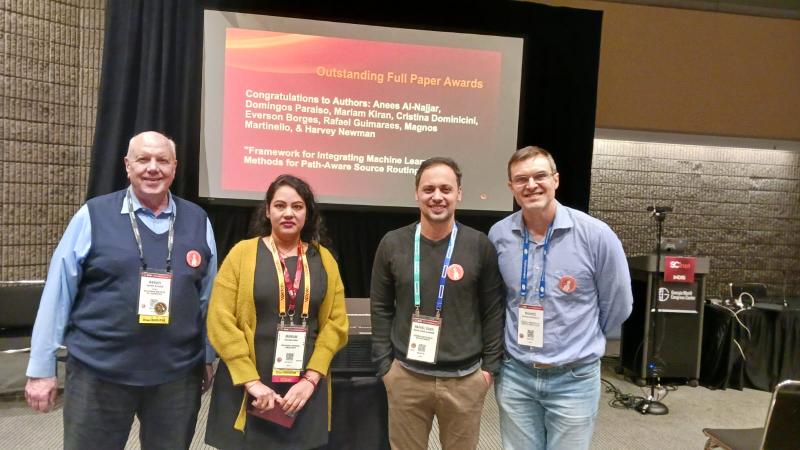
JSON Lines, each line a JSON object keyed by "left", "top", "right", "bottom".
{"left": 664, "top": 256, "right": 695, "bottom": 283}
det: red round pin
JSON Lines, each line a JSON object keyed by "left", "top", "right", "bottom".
{"left": 446, "top": 264, "right": 464, "bottom": 281}
{"left": 559, "top": 275, "right": 577, "bottom": 293}
{"left": 186, "top": 250, "right": 202, "bottom": 268}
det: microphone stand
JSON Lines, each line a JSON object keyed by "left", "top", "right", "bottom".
{"left": 636, "top": 206, "right": 669, "bottom": 415}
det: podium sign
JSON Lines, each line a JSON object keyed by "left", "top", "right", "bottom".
{"left": 664, "top": 256, "right": 696, "bottom": 283}
{"left": 654, "top": 281, "right": 698, "bottom": 313}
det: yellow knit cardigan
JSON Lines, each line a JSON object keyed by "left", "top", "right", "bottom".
{"left": 207, "top": 237, "right": 349, "bottom": 431}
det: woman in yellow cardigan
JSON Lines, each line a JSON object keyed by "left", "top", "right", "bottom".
{"left": 205, "top": 174, "right": 348, "bottom": 450}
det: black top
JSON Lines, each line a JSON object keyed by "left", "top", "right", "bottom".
{"left": 370, "top": 222, "right": 506, "bottom": 377}
{"left": 205, "top": 241, "right": 329, "bottom": 450}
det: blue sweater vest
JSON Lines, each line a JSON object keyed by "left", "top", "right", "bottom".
{"left": 65, "top": 190, "right": 211, "bottom": 386}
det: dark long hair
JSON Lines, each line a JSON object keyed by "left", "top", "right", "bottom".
{"left": 249, "top": 174, "right": 330, "bottom": 247}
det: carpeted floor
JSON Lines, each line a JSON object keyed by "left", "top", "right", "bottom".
{"left": 0, "top": 361, "right": 771, "bottom": 450}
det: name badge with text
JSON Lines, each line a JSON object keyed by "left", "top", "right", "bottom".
{"left": 517, "top": 304, "right": 543, "bottom": 347}
{"left": 138, "top": 271, "right": 172, "bottom": 324}
{"left": 272, "top": 325, "right": 307, "bottom": 383}
{"left": 407, "top": 315, "right": 441, "bottom": 364}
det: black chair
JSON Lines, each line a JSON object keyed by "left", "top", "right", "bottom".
{"left": 0, "top": 281, "right": 44, "bottom": 329}
{"left": 0, "top": 282, "right": 44, "bottom": 394}
{"left": 702, "top": 379, "right": 800, "bottom": 450}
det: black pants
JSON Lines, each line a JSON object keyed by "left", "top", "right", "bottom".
{"left": 63, "top": 357, "right": 202, "bottom": 450}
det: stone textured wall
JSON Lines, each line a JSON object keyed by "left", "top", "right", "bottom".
{"left": 590, "top": 138, "right": 800, "bottom": 298}
{"left": 1, "top": 1, "right": 105, "bottom": 281}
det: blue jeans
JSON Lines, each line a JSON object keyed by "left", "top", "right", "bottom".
{"left": 495, "top": 357, "right": 601, "bottom": 450}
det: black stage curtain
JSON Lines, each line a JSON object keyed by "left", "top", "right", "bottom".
{"left": 88, "top": 0, "right": 204, "bottom": 199}
{"left": 88, "top": 0, "right": 602, "bottom": 298}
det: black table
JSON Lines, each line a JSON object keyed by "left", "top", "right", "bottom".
{"left": 327, "top": 376, "right": 390, "bottom": 450}
{"left": 700, "top": 303, "right": 800, "bottom": 391}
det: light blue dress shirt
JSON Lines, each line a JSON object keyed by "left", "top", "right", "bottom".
{"left": 26, "top": 189, "right": 218, "bottom": 378}
{"left": 488, "top": 202, "right": 633, "bottom": 366}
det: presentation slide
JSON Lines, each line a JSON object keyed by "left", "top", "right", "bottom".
{"left": 201, "top": 11, "right": 523, "bottom": 211}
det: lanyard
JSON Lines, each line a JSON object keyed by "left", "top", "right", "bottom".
{"left": 278, "top": 241, "right": 303, "bottom": 312}
{"left": 520, "top": 220, "right": 554, "bottom": 302}
{"left": 268, "top": 237, "right": 311, "bottom": 325}
{"left": 126, "top": 189, "right": 175, "bottom": 272}
{"left": 413, "top": 223, "right": 458, "bottom": 315}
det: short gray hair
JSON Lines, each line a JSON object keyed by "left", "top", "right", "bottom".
{"left": 127, "top": 131, "right": 176, "bottom": 159}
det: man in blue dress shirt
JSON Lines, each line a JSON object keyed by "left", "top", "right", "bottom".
{"left": 25, "top": 131, "right": 217, "bottom": 450}
{"left": 488, "top": 146, "right": 632, "bottom": 450}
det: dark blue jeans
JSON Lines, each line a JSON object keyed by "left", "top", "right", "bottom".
{"left": 63, "top": 357, "right": 202, "bottom": 450}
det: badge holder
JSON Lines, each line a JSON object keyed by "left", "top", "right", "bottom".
{"left": 138, "top": 269, "right": 172, "bottom": 324}
{"left": 406, "top": 308, "right": 442, "bottom": 364}
{"left": 127, "top": 188, "right": 175, "bottom": 325}
{"left": 517, "top": 303, "right": 543, "bottom": 348}
{"left": 516, "top": 221, "right": 552, "bottom": 347}
{"left": 267, "top": 237, "right": 311, "bottom": 383}
{"left": 272, "top": 313, "right": 307, "bottom": 383}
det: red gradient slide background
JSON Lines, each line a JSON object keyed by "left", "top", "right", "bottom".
{"left": 221, "top": 28, "right": 502, "bottom": 198}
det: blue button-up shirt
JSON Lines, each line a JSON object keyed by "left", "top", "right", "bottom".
{"left": 26, "top": 188, "right": 218, "bottom": 378}
{"left": 488, "top": 202, "right": 632, "bottom": 366}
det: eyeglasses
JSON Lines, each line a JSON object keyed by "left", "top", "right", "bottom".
{"left": 511, "top": 172, "right": 555, "bottom": 187}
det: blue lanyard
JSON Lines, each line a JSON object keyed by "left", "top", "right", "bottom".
{"left": 414, "top": 223, "right": 458, "bottom": 314}
{"left": 520, "top": 221, "right": 554, "bottom": 302}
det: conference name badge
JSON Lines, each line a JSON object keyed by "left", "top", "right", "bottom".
{"left": 517, "top": 304, "right": 543, "bottom": 347}
{"left": 272, "top": 324, "right": 307, "bottom": 383}
{"left": 138, "top": 270, "right": 172, "bottom": 324}
{"left": 407, "top": 315, "right": 441, "bottom": 364}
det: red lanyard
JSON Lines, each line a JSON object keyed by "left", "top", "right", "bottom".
{"left": 268, "top": 237, "right": 311, "bottom": 324}
{"left": 276, "top": 240, "right": 304, "bottom": 314}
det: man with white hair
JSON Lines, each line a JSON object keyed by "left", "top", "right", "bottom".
{"left": 25, "top": 131, "right": 217, "bottom": 450}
